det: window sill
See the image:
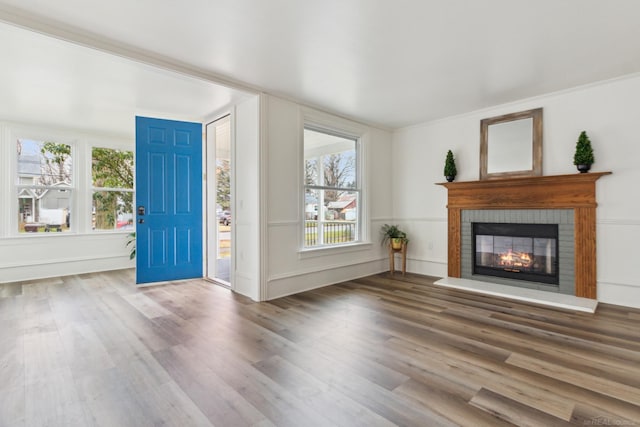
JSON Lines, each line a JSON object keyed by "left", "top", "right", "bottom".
{"left": 2, "top": 231, "right": 131, "bottom": 242}
{"left": 11, "top": 231, "right": 76, "bottom": 238}
{"left": 298, "top": 241, "right": 372, "bottom": 259}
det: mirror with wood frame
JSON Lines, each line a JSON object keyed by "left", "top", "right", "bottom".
{"left": 480, "top": 108, "right": 542, "bottom": 180}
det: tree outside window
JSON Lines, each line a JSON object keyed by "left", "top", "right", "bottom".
{"left": 92, "top": 147, "right": 134, "bottom": 231}
{"left": 216, "top": 158, "right": 230, "bottom": 212}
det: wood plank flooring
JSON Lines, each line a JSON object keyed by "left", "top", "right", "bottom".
{"left": 1, "top": 269, "right": 639, "bottom": 426}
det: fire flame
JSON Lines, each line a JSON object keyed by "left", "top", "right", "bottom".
{"left": 499, "top": 250, "right": 532, "bottom": 268}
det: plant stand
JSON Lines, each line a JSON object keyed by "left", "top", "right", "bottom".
{"left": 388, "top": 241, "right": 407, "bottom": 276}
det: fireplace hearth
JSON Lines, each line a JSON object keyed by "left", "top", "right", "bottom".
{"left": 473, "top": 223, "right": 559, "bottom": 285}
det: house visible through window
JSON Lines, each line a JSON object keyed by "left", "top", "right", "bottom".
{"left": 92, "top": 147, "right": 134, "bottom": 231}
{"left": 16, "top": 139, "right": 73, "bottom": 233}
{"left": 304, "top": 127, "right": 359, "bottom": 247}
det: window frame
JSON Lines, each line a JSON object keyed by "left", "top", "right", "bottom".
{"left": 90, "top": 146, "right": 134, "bottom": 232}
{"left": 300, "top": 110, "right": 370, "bottom": 254}
{"left": 4, "top": 122, "right": 134, "bottom": 237}
{"left": 13, "top": 133, "right": 77, "bottom": 235}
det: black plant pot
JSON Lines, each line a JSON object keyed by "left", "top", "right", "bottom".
{"left": 576, "top": 164, "right": 591, "bottom": 173}
{"left": 445, "top": 175, "right": 455, "bottom": 182}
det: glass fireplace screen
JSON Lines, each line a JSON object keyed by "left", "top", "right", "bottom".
{"left": 473, "top": 223, "right": 559, "bottom": 284}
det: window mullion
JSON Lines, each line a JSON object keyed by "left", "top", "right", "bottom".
{"left": 306, "top": 184, "right": 352, "bottom": 192}
{"left": 317, "top": 154, "right": 325, "bottom": 245}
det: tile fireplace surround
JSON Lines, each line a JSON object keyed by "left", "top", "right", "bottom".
{"left": 438, "top": 172, "right": 611, "bottom": 299}
{"left": 460, "top": 209, "right": 574, "bottom": 294}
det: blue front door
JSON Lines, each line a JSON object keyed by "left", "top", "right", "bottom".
{"left": 135, "top": 116, "right": 203, "bottom": 284}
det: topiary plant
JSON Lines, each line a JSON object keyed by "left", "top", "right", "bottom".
{"left": 444, "top": 150, "right": 457, "bottom": 180}
{"left": 573, "top": 131, "right": 595, "bottom": 166}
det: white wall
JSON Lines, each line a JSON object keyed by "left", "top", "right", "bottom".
{"left": 232, "top": 95, "right": 262, "bottom": 300}
{"left": 392, "top": 73, "right": 640, "bottom": 308}
{"left": 0, "top": 121, "right": 134, "bottom": 283}
{"left": 264, "top": 95, "right": 393, "bottom": 299}
{"left": 0, "top": 93, "right": 391, "bottom": 299}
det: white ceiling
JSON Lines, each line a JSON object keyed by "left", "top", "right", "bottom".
{"left": 0, "top": 22, "right": 251, "bottom": 139}
{"left": 1, "top": 0, "right": 640, "bottom": 134}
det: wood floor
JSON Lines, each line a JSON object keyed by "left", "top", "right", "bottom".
{"left": 1, "top": 270, "right": 640, "bottom": 426}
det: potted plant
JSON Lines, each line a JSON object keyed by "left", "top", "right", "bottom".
{"left": 444, "top": 150, "right": 457, "bottom": 182}
{"left": 573, "top": 131, "right": 595, "bottom": 173}
{"left": 380, "top": 224, "right": 408, "bottom": 250}
{"left": 126, "top": 232, "right": 136, "bottom": 260}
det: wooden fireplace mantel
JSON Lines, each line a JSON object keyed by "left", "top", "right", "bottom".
{"left": 437, "top": 172, "right": 611, "bottom": 299}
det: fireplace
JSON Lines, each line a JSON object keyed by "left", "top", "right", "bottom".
{"left": 460, "top": 210, "right": 573, "bottom": 294}
{"left": 473, "top": 223, "right": 559, "bottom": 285}
{"left": 438, "top": 172, "right": 611, "bottom": 299}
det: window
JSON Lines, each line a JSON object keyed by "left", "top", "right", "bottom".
{"left": 92, "top": 147, "right": 134, "bottom": 231}
{"left": 304, "top": 127, "right": 360, "bottom": 247}
{"left": 8, "top": 126, "right": 135, "bottom": 237}
{"left": 16, "top": 139, "right": 73, "bottom": 233}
